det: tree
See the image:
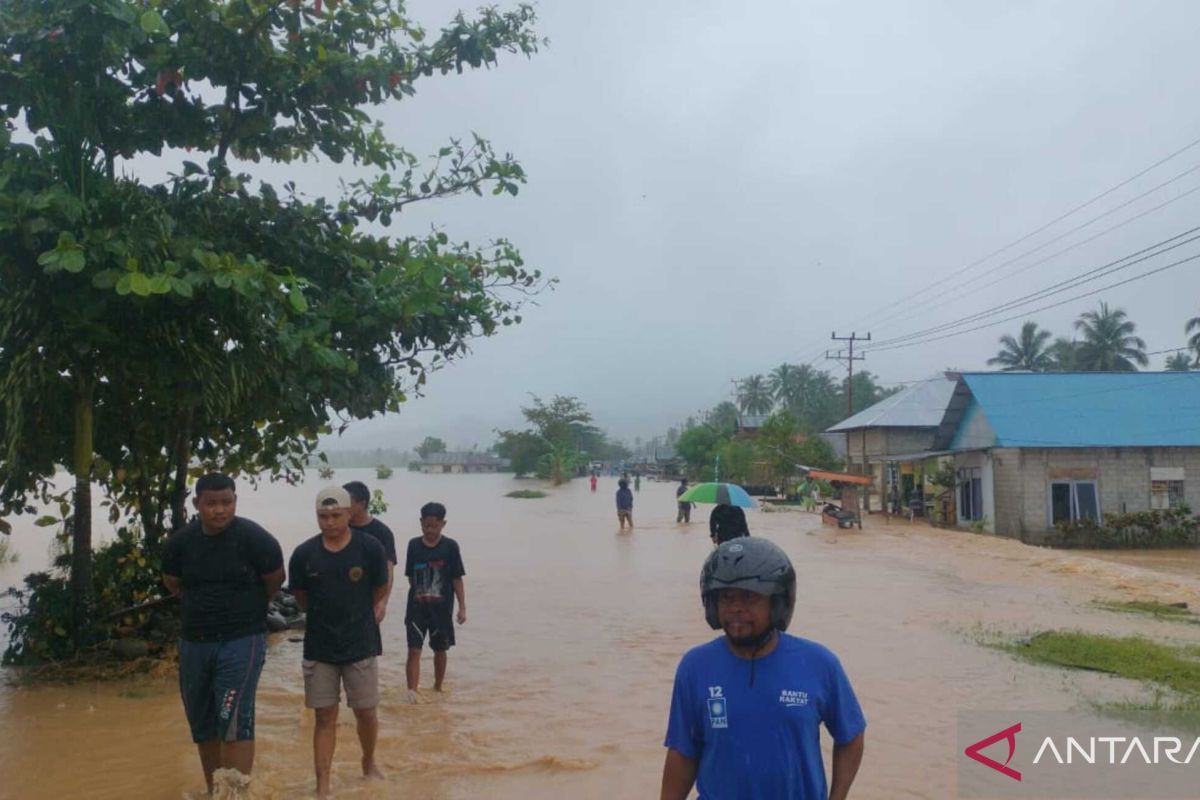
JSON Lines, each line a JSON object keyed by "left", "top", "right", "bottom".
{"left": 705, "top": 402, "right": 740, "bottom": 438}
{"left": 415, "top": 437, "right": 447, "bottom": 460}
{"left": 0, "top": 0, "right": 546, "bottom": 644}
{"left": 1073, "top": 302, "right": 1148, "bottom": 371}
{"left": 716, "top": 438, "right": 757, "bottom": 484}
{"left": 835, "top": 371, "right": 898, "bottom": 420}
{"left": 755, "top": 410, "right": 805, "bottom": 495}
{"left": 1187, "top": 315, "right": 1200, "bottom": 365}
{"left": 987, "top": 321, "right": 1053, "bottom": 371}
{"left": 493, "top": 430, "right": 547, "bottom": 477}
{"left": 1165, "top": 352, "right": 1193, "bottom": 371}
{"left": 737, "top": 374, "right": 774, "bottom": 416}
{"left": 1047, "top": 337, "right": 1081, "bottom": 371}
{"left": 675, "top": 425, "right": 725, "bottom": 476}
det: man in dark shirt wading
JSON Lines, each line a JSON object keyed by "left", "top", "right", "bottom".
{"left": 405, "top": 502, "right": 466, "bottom": 699}
{"left": 343, "top": 480, "right": 397, "bottom": 620}
{"left": 289, "top": 486, "right": 389, "bottom": 799}
{"left": 161, "top": 473, "right": 285, "bottom": 794}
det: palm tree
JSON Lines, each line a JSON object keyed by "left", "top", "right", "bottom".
{"left": 1165, "top": 352, "right": 1193, "bottom": 371}
{"left": 1047, "top": 337, "right": 1079, "bottom": 371}
{"left": 767, "top": 363, "right": 801, "bottom": 408}
{"left": 1187, "top": 315, "right": 1200, "bottom": 365}
{"left": 1073, "top": 302, "right": 1148, "bottom": 371}
{"left": 737, "top": 374, "right": 774, "bottom": 416}
{"left": 987, "top": 321, "right": 1053, "bottom": 371}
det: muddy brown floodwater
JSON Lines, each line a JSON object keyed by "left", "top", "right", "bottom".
{"left": 1, "top": 470, "right": 1198, "bottom": 799}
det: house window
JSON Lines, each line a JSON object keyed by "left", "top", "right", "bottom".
{"left": 1049, "top": 480, "right": 1100, "bottom": 525}
{"left": 958, "top": 467, "right": 982, "bottom": 522}
{"left": 1150, "top": 467, "right": 1185, "bottom": 510}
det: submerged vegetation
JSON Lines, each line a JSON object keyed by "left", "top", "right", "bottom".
{"left": 1095, "top": 600, "right": 1199, "bottom": 623}
{"left": 506, "top": 490, "right": 548, "bottom": 499}
{"left": 999, "top": 631, "right": 1200, "bottom": 710}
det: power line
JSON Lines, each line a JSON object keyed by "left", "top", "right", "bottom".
{"left": 867, "top": 227, "right": 1200, "bottom": 349}
{"left": 869, "top": 179, "right": 1200, "bottom": 333}
{"left": 787, "top": 132, "right": 1200, "bottom": 366}
{"left": 853, "top": 132, "right": 1200, "bottom": 327}
{"left": 861, "top": 249, "right": 1200, "bottom": 354}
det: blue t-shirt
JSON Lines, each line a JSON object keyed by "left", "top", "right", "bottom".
{"left": 664, "top": 633, "right": 866, "bottom": 799}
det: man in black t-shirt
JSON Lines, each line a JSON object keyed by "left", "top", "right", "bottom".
{"left": 289, "top": 486, "right": 389, "bottom": 799}
{"left": 161, "top": 473, "right": 284, "bottom": 795}
{"left": 343, "top": 480, "right": 397, "bottom": 621}
{"left": 404, "top": 501, "right": 466, "bottom": 699}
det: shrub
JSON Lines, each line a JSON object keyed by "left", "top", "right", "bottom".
{"left": 2, "top": 527, "right": 174, "bottom": 665}
{"left": 376, "top": 465, "right": 394, "bottom": 480}
{"left": 1049, "top": 508, "right": 1200, "bottom": 549}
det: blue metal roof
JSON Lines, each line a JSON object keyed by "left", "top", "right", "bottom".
{"left": 950, "top": 372, "right": 1200, "bottom": 448}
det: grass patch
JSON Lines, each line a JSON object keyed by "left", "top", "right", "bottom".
{"left": 505, "top": 490, "right": 547, "bottom": 499}
{"left": 1004, "top": 631, "right": 1200, "bottom": 698}
{"left": 1094, "top": 600, "right": 1198, "bottom": 623}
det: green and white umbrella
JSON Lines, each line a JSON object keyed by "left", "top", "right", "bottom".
{"left": 678, "top": 482, "right": 756, "bottom": 508}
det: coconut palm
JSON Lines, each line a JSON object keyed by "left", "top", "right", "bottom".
{"left": 1073, "top": 302, "right": 1148, "bottom": 371}
{"left": 736, "top": 374, "right": 774, "bottom": 416}
{"left": 987, "top": 321, "right": 1053, "bottom": 371}
{"left": 1165, "top": 352, "right": 1193, "bottom": 371}
{"left": 1187, "top": 315, "right": 1200, "bottom": 364}
{"left": 767, "top": 363, "right": 802, "bottom": 407}
{"left": 1047, "top": 337, "right": 1079, "bottom": 371}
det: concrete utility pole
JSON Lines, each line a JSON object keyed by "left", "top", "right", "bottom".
{"left": 825, "top": 331, "right": 870, "bottom": 416}
{"left": 826, "top": 332, "right": 872, "bottom": 509}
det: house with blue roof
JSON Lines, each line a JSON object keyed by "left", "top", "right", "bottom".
{"left": 931, "top": 371, "right": 1200, "bottom": 540}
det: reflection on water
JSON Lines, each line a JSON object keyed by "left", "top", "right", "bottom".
{"left": 1, "top": 470, "right": 1199, "bottom": 799}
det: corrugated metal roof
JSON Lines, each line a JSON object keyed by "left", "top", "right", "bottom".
{"left": 955, "top": 372, "right": 1200, "bottom": 448}
{"left": 827, "top": 375, "right": 957, "bottom": 432}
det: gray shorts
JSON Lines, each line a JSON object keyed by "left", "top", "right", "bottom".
{"left": 302, "top": 657, "right": 379, "bottom": 710}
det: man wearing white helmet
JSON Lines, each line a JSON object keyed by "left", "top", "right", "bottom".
{"left": 661, "top": 537, "right": 866, "bottom": 799}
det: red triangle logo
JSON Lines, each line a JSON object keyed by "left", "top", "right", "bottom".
{"left": 964, "top": 722, "right": 1022, "bottom": 782}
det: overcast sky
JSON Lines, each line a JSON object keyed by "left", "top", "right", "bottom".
{"left": 292, "top": 0, "right": 1200, "bottom": 451}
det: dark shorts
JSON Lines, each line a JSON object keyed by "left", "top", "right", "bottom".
{"left": 179, "top": 633, "right": 266, "bottom": 743}
{"left": 406, "top": 602, "right": 455, "bottom": 651}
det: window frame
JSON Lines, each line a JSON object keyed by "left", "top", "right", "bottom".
{"left": 1048, "top": 479, "right": 1101, "bottom": 526}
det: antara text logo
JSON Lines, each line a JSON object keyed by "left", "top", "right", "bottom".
{"left": 966, "top": 722, "right": 1200, "bottom": 777}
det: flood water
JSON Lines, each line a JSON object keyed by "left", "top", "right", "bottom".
{"left": 1, "top": 469, "right": 1199, "bottom": 799}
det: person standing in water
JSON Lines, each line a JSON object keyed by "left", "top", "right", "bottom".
{"left": 616, "top": 478, "right": 634, "bottom": 530}
{"left": 405, "top": 502, "right": 467, "bottom": 698}
{"left": 289, "top": 486, "right": 390, "bottom": 799}
{"left": 161, "top": 473, "right": 285, "bottom": 795}
{"left": 676, "top": 478, "right": 693, "bottom": 523}
{"left": 661, "top": 538, "right": 866, "bottom": 800}
{"left": 709, "top": 503, "right": 750, "bottom": 545}
{"left": 590, "top": 472, "right": 599, "bottom": 493}
{"left": 634, "top": 473, "right": 642, "bottom": 492}
{"left": 343, "top": 480, "right": 397, "bottom": 621}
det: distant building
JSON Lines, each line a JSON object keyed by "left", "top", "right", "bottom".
{"left": 926, "top": 372, "right": 1200, "bottom": 541}
{"left": 416, "top": 452, "right": 510, "bottom": 474}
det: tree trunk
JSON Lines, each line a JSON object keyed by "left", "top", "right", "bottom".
{"left": 70, "top": 378, "right": 95, "bottom": 644}
{"left": 168, "top": 404, "right": 194, "bottom": 535}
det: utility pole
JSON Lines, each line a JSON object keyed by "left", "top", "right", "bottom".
{"left": 825, "top": 331, "right": 870, "bottom": 416}
{"left": 826, "top": 331, "right": 872, "bottom": 510}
